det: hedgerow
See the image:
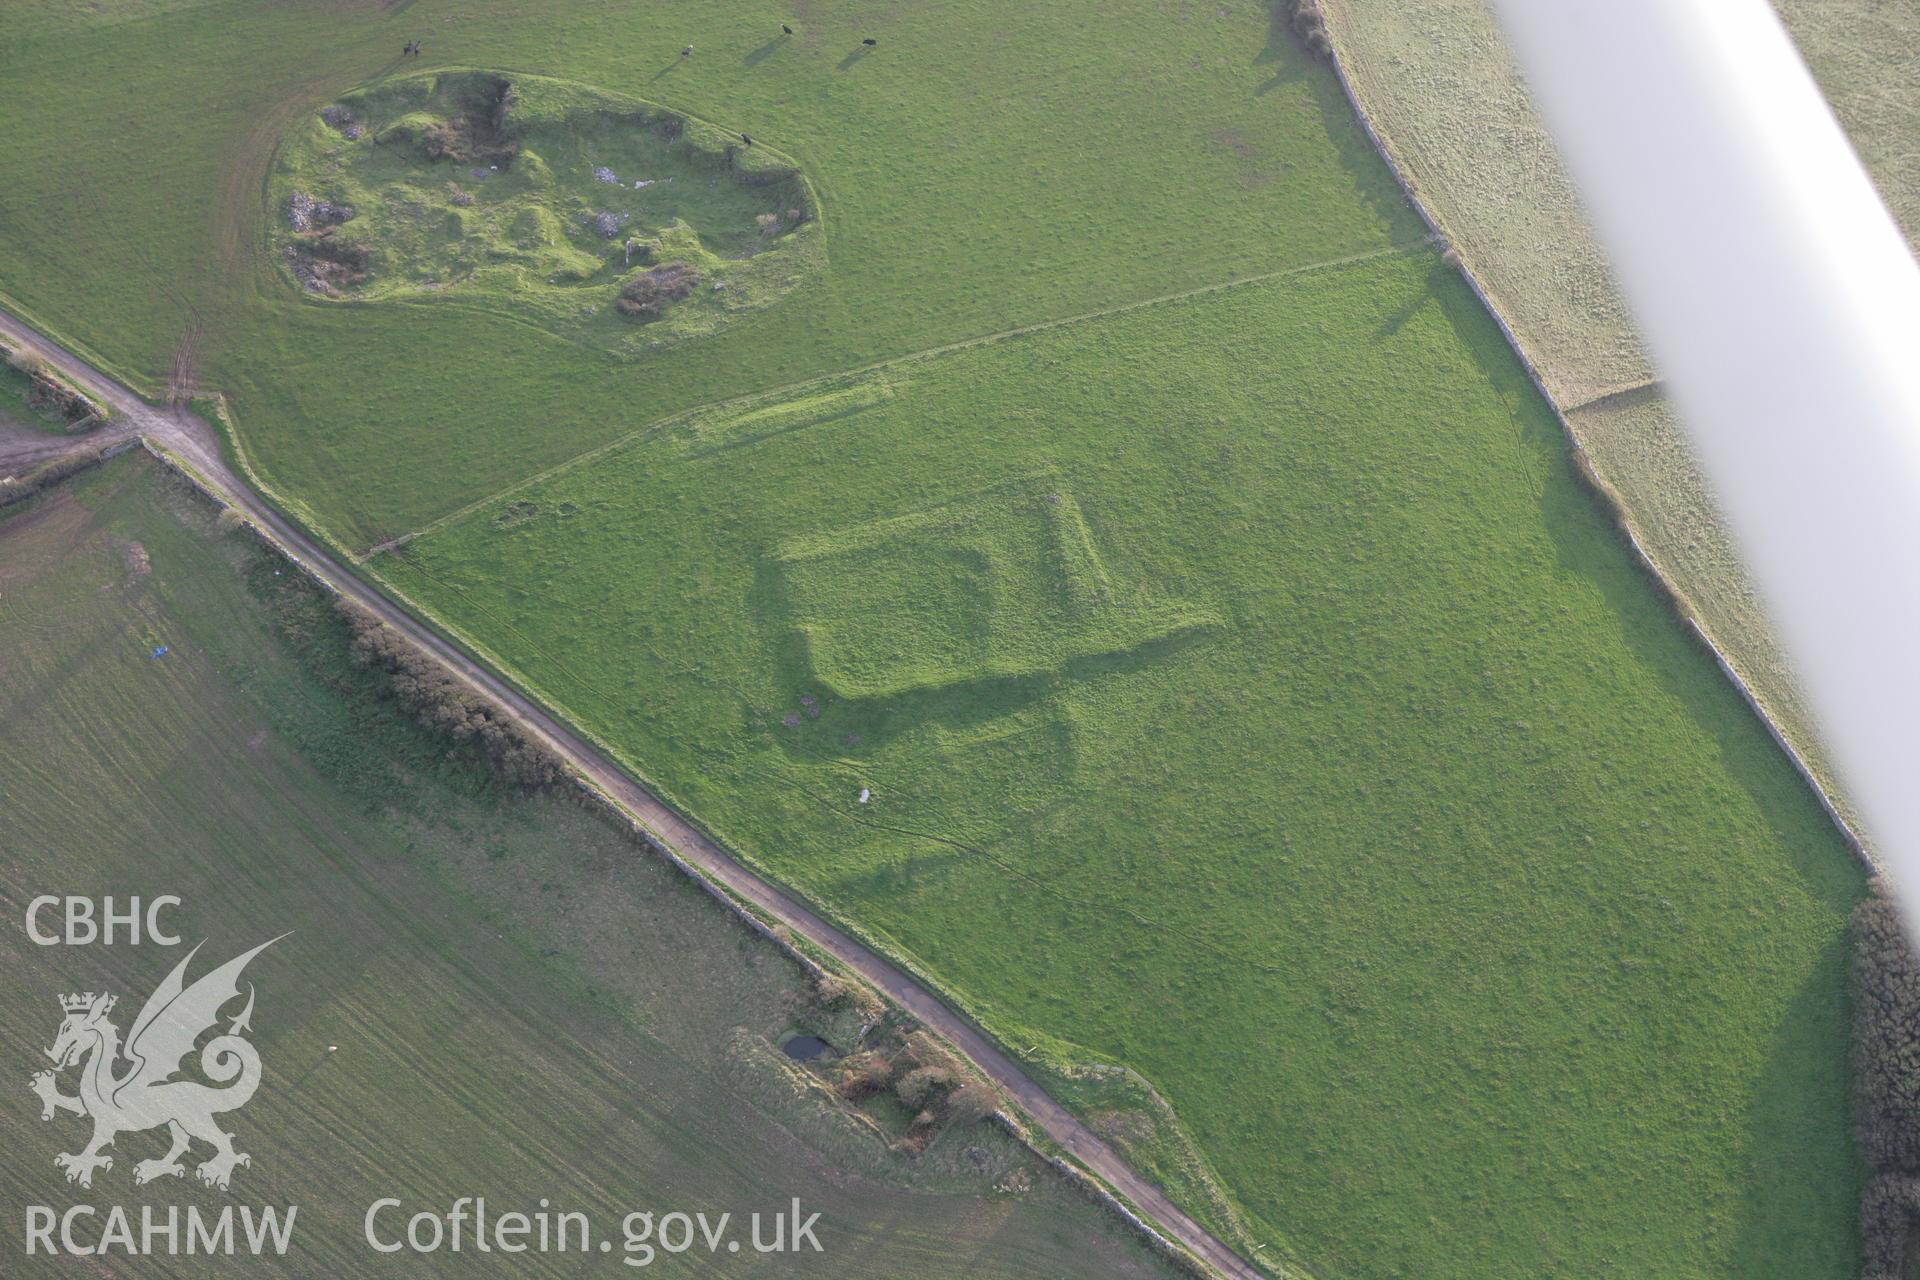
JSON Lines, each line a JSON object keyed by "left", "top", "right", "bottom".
{"left": 0, "top": 448, "right": 108, "bottom": 512}
{"left": 334, "top": 599, "right": 565, "bottom": 788}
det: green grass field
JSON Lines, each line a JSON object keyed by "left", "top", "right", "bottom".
{"left": 0, "top": 454, "right": 1182, "bottom": 1278}
{"left": 0, "top": 1, "right": 1871, "bottom": 1276}
{"left": 377, "top": 251, "right": 1864, "bottom": 1276}
{"left": 0, "top": 365, "right": 66, "bottom": 436}
{"left": 0, "top": 0, "right": 1418, "bottom": 548}
{"left": 1317, "top": 0, "right": 1903, "bottom": 846}
{"left": 774, "top": 477, "right": 1215, "bottom": 698}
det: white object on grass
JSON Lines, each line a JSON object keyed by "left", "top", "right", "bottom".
{"left": 1490, "top": 0, "right": 1920, "bottom": 926}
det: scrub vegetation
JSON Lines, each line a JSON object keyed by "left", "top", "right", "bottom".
{"left": 1851, "top": 883, "right": 1920, "bottom": 1279}
{"left": 1, "top": 341, "right": 108, "bottom": 432}
{"left": 272, "top": 71, "right": 820, "bottom": 353}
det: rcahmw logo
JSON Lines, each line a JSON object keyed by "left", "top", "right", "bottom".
{"left": 23, "top": 935, "right": 298, "bottom": 1260}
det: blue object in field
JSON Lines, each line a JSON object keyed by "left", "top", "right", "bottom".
{"left": 149, "top": 646, "right": 169, "bottom": 660}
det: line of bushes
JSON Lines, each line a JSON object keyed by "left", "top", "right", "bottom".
{"left": 334, "top": 599, "right": 566, "bottom": 789}
{"left": 1289, "top": 0, "right": 1331, "bottom": 58}
{"left": 3, "top": 345, "right": 108, "bottom": 429}
{"left": 1853, "top": 878, "right": 1920, "bottom": 1278}
{"left": 0, "top": 446, "right": 109, "bottom": 513}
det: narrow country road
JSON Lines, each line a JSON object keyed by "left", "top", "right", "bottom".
{"left": 0, "top": 307, "right": 1273, "bottom": 1280}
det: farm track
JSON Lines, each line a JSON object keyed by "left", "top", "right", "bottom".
{"left": 0, "top": 413, "right": 135, "bottom": 474}
{"left": 387, "top": 237, "right": 1433, "bottom": 558}
{"left": 0, "top": 303, "right": 1274, "bottom": 1280}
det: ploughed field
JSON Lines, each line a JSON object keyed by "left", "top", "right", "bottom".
{"left": 0, "top": 1, "right": 1866, "bottom": 1276}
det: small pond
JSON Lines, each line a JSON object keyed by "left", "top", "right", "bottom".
{"left": 780, "top": 1034, "right": 834, "bottom": 1062}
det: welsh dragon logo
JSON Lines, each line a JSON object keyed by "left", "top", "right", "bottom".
{"left": 30, "top": 937, "right": 283, "bottom": 1190}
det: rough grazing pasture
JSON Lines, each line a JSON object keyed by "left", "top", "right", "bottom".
{"left": 1323, "top": 0, "right": 1920, "bottom": 402}
{"left": 378, "top": 254, "right": 1863, "bottom": 1279}
{"left": 271, "top": 70, "right": 823, "bottom": 352}
{"left": 0, "top": 455, "right": 1183, "bottom": 1280}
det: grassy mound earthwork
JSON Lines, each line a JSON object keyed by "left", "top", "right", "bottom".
{"left": 271, "top": 70, "right": 821, "bottom": 354}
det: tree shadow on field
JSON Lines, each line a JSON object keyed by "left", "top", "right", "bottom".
{"left": 1728, "top": 933, "right": 1861, "bottom": 1276}
{"left": 1428, "top": 273, "right": 1865, "bottom": 914}
{"left": 1266, "top": 9, "right": 1426, "bottom": 238}
{"left": 1372, "top": 279, "right": 1434, "bottom": 341}
{"left": 1254, "top": 3, "right": 1311, "bottom": 96}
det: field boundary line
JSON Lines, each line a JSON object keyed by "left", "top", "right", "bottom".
{"left": 383, "top": 239, "right": 1431, "bottom": 556}
{"left": 0, "top": 301, "right": 1280, "bottom": 1280}
{"left": 1564, "top": 377, "right": 1665, "bottom": 415}
{"left": 1317, "top": 2, "right": 1873, "bottom": 870}
{"left": 365, "top": 543, "right": 1288, "bottom": 1268}
{"left": 146, "top": 431, "right": 1227, "bottom": 1272}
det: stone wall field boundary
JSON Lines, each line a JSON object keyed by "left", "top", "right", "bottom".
{"left": 1315, "top": 10, "right": 1873, "bottom": 873}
